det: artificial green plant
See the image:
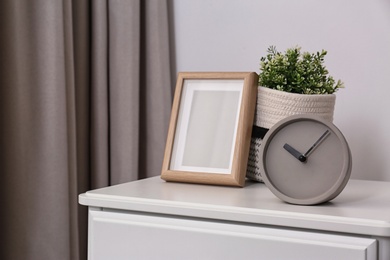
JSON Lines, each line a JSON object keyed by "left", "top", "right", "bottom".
{"left": 259, "top": 46, "right": 344, "bottom": 94}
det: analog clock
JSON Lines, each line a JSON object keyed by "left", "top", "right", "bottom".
{"left": 260, "top": 114, "right": 352, "bottom": 205}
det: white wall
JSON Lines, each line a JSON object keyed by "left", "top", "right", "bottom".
{"left": 170, "top": 0, "right": 390, "bottom": 181}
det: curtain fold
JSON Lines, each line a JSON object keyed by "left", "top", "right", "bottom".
{"left": 108, "top": 0, "right": 143, "bottom": 185}
{"left": 0, "top": 0, "right": 172, "bottom": 259}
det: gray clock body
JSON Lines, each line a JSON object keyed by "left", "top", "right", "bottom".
{"left": 260, "top": 114, "right": 352, "bottom": 205}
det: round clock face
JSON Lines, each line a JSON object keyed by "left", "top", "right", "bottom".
{"left": 260, "top": 115, "right": 352, "bottom": 205}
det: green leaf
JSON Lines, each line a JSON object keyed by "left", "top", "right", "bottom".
{"left": 258, "top": 46, "right": 344, "bottom": 94}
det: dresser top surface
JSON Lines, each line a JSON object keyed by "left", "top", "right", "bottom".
{"left": 79, "top": 177, "right": 390, "bottom": 236}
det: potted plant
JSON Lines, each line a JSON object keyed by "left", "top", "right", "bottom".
{"left": 247, "top": 46, "right": 344, "bottom": 182}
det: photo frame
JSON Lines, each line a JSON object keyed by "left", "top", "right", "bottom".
{"left": 161, "top": 72, "right": 258, "bottom": 187}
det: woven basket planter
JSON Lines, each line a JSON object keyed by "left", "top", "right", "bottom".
{"left": 246, "top": 86, "right": 336, "bottom": 182}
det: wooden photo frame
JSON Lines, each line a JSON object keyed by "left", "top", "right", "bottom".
{"left": 161, "top": 72, "right": 258, "bottom": 187}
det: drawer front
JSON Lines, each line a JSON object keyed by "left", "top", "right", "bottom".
{"left": 89, "top": 209, "right": 377, "bottom": 260}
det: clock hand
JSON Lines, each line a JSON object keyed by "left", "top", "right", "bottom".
{"left": 283, "top": 143, "right": 307, "bottom": 162}
{"left": 303, "top": 130, "right": 330, "bottom": 158}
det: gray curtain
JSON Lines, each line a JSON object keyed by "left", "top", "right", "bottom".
{"left": 0, "top": 0, "right": 172, "bottom": 259}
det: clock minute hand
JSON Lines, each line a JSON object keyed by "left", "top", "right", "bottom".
{"left": 303, "top": 130, "right": 331, "bottom": 158}
{"left": 283, "top": 143, "right": 307, "bottom": 162}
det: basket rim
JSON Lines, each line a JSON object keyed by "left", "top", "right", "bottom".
{"left": 258, "top": 86, "right": 336, "bottom": 98}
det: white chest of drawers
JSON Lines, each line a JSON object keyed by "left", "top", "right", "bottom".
{"left": 79, "top": 177, "right": 390, "bottom": 260}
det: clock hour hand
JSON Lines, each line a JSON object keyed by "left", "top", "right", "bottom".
{"left": 303, "top": 130, "right": 331, "bottom": 158}
{"left": 283, "top": 143, "right": 307, "bottom": 162}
